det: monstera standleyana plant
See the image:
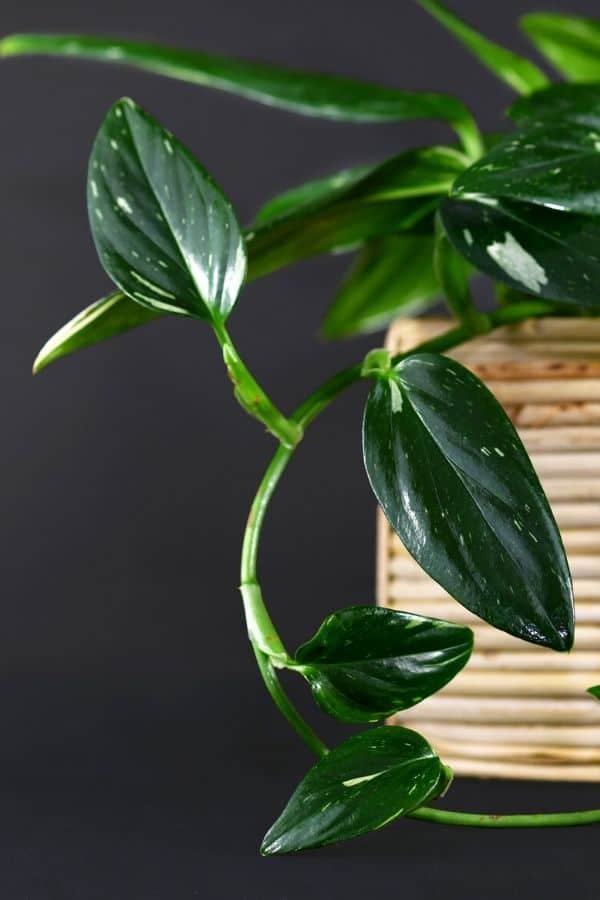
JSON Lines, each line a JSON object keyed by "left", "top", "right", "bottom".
{"left": 3, "top": 0, "right": 600, "bottom": 853}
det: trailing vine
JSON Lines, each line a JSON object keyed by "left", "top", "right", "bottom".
{"left": 3, "top": 0, "right": 600, "bottom": 854}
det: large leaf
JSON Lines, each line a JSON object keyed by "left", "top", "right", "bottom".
{"left": 521, "top": 13, "right": 600, "bottom": 83}
{"left": 362, "top": 353, "right": 574, "bottom": 651}
{"left": 261, "top": 726, "right": 447, "bottom": 854}
{"left": 88, "top": 97, "right": 246, "bottom": 322}
{"left": 440, "top": 85, "right": 600, "bottom": 306}
{"left": 36, "top": 146, "right": 464, "bottom": 370}
{"left": 294, "top": 606, "right": 472, "bottom": 723}
{"left": 321, "top": 234, "right": 439, "bottom": 339}
{"left": 417, "top": 0, "right": 548, "bottom": 95}
{"left": 32, "top": 292, "right": 159, "bottom": 373}
{"left": 0, "top": 32, "right": 481, "bottom": 152}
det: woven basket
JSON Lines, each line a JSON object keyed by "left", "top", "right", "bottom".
{"left": 377, "top": 317, "right": 600, "bottom": 781}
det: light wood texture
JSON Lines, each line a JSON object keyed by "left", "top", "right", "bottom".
{"left": 379, "top": 317, "right": 600, "bottom": 781}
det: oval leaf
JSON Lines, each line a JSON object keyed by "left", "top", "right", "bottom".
{"left": 417, "top": 0, "right": 548, "bottom": 95}
{"left": 441, "top": 86, "right": 600, "bottom": 307}
{"left": 261, "top": 726, "right": 446, "bottom": 854}
{"left": 88, "top": 97, "right": 246, "bottom": 322}
{"left": 321, "top": 234, "right": 440, "bottom": 340}
{"left": 521, "top": 13, "right": 600, "bottom": 83}
{"left": 362, "top": 353, "right": 574, "bottom": 650}
{"left": 294, "top": 606, "right": 472, "bottom": 723}
{"left": 36, "top": 144, "right": 463, "bottom": 372}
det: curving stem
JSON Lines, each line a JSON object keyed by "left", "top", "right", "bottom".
{"left": 238, "top": 300, "right": 600, "bottom": 827}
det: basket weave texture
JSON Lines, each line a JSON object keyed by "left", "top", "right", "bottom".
{"left": 378, "top": 317, "right": 600, "bottom": 781}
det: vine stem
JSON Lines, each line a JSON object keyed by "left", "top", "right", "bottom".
{"left": 408, "top": 807, "right": 600, "bottom": 828}
{"left": 239, "top": 299, "right": 600, "bottom": 827}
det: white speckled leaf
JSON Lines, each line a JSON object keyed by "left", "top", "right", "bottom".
{"left": 363, "top": 353, "right": 574, "bottom": 651}
{"left": 88, "top": 97, "right": 246, "bottom": 321}
{"left": 261, "top": 726, "right": 446, "bottom": 854}
{"left": 441, "top": 84, "right": 600, "bottom": 306}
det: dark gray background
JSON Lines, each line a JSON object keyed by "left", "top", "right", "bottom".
{"left": 0, "top": 0, "right": 597, "bottom": 896}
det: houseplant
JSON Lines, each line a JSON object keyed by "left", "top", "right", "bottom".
{"left": 2, "top": 0, "right": 600, "bottom": 853}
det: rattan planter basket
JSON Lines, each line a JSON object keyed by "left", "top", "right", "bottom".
{"left": 377, "top": 317, "right": 600, "bottom": 781}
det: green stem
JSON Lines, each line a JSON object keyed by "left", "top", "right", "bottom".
{"left": 239, "top": 298, "right": 600, "bottom": 826}
{"left": 408, "top": 806, "right": 600, "bottom": 828}
{"left": 252, "top": 644, "right": 328, "bottom": 758}
{"left": 239, "top": 364, "right": 363, "bottom": 754}
{"left": 213, "top": 321, "right": 303, "bottom": 448}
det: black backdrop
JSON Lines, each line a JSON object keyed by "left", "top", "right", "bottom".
{"left": 0, "top": 0, "right": 598, "bottom": 897}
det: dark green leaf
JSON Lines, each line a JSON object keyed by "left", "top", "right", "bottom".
{"left": 294, "top": 606, "right": 472, "bottom": 723}
{"left": 254, "top": 166, "right": 370, "bottom": 226}
{"left": 433, "top": 218, "right": 480, "bottom": 327}
{"left": 521, "top": 13, "right": 600, "bottom": 83}
{"left": 417, "top": 0, "right": 548, "bottom": 95}
{"left": 508, "top": 82, "right": 600, "bottom": 127}
{"left": 88, "top": 97, "right": 246, "bottom": 322}
{"left": 261, "top": 726, "right": 447, "bottom": 854}
{"left": 0, "top": 33, "right": 480, "bottom": 153}
{"left": 588, "top": 686, "right": 600, "bottom": 700}
{"left": 441, "top": 86, "right": 600, "bottom": 306}
{"left": 37, "top": 144, "right": 464, "bottom": 372}
{"left": 321, "top": 234, "right": 439, "bottom": 339}
{"left": 362, "top": 353, "right": 574, "bottom": 650}
{"left": 32, "top": 292, "right": 159, "bottom": 373}
{"left": 247, "top": 146, "right": 466, "bottom": 280}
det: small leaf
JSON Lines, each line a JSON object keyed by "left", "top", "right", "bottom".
{"left": 588, "top": 686, "right": 600, "bottom": 700}
{"left": 32, "top": 292, "right": 159, "bottom": 373}
{"left": 261, "top": 726, "right": 446, "bottom": 854}
{"left": 416, "top": 0, "right": 548, "bottom": 95}
{"left": 362, "top": 353, "right": 574, "bottom": 650}
{"left": 294, "top": 606, "right": 472, "bottom": 723}
{"left": 521, "top": 13, "right": 600, "bottom": 83}
{"left": 88, "top": 97, "right": 246, "bottom": 322}
{"left": 321, "top": 234, "right": 440, "bottom": 340}
{"left": 0, "top": 32, "right": 480, "bottom": 152}
{"left": 441, "top": 85, "right": 600, "bottom": 307}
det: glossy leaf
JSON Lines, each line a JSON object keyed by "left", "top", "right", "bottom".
{"left": 36, "top": 144, "right": 463, "bottom": 372}
{"left": 247, "top": 145, "right": 465, "bottom": 279}
{"left": 441, "top": 86, "right": 600, "bottom": 307}
{"left": 362, "top": 353, "right": 574, "bottom": 650}
{"left": 88, "top": 97, "right": 246, "bottom": 322}
{"left": 417, "top": 0, "right": 548, "bottom": 95}
{"left": 294, "top": 606, "right": 473, "bottom": 723}
{"left": 521, "top": 13, "right": 600, "bottom": 83}
{"left": 508, "top": 81, "right": 600, "bottom": 127}
{"left": 588, "top": 686, "right": 600, "bottom": 700}
{"left": 32, "top": 292, "right": 159, "bottom": 373}
{"left": 321, "top": 234, "right": 439, "bottom": 339}
{"left": 261, "top": 726, "right": 447, "bottom": 854}
{"left": 0, "top": 33, "right": 481, "bottom": 153}
{"left": 254, "top": 166, "right": 369, "bottom": 226}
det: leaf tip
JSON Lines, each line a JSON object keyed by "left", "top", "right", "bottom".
{"left": 32, "top": 348, "right": 49, "bottom": 375}
{"left": 259, "top": 829, "right": 280, "bottom": 856}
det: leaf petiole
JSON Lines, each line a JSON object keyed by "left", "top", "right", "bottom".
{"left": 213, "top": 321, "right": 303, "bottom": 448}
